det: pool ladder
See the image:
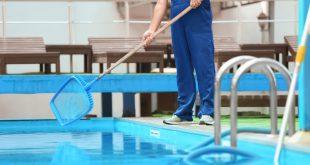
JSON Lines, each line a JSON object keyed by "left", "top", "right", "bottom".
{"left": 214, "top": 56, "right": 296, "bottom": 147}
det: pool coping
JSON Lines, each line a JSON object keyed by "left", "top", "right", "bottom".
{"left": 120, "top": 117, "right": 310, "bottom": 154}
{"left": 0, "top": 118, "right": 309, "bottom": 154}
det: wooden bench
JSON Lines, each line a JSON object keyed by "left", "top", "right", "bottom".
{"left": 208, "top": 38, "right": 282, "bottom": 107}
{"left": 145, "top": 37, "right": 173, "bottom": 67}
{"left": 88, "top": 37, "right": 165, "bottom": 117}
{"left": 94, "top": 37, "right": 246, "bottom": 69}
{"left": 214, "top": 36, "right": 240, "bottom": 51}
{"left": 215, "top": 50, "right": 276, "bottom": 67}
{"left": 88, "top": 37, "right": 164, "bottom": 73}
{"left": 46, "top": 45, "right": 92, "bottom": 73}
{"left": 213, "top": 37, "right": 276, "bottom": 68}
{"left": 240, "top": 43, "right": 289, "bottom": 67}
{"left": 0, "top": 37, "right": 60, "bottom": 74}
{"left": 284, "top": 36, "right": 297, "bottom": 61}
{"left": 145, "top": 36, "right": 275, "bottom": 68}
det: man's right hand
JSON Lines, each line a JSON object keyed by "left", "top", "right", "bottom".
{"left": 142, "top": 29, "right": 155, "bottom": 47}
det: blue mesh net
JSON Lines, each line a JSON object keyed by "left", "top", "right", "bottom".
{"left": 50, "top": 76, "right": 94, "bottom": 126}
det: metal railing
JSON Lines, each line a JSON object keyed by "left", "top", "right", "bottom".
{"left": 214, "top": 56, "right": 277, "bottom": 145}
{"left": 214, "top": 57, "right": 295, "bottom": 147}
{"left": 231, "top": 58, "right": 295, "bottom": 147}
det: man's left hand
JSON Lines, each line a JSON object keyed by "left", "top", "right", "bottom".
{"left": 190, "top": 0, "right": 202, "bottom": 9}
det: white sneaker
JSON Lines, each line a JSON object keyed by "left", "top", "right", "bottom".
{"left": 199, "top": 115, "right": 214, "bottom": 125}
{"left": 163, "top": 115, "right": 181, "bottom": 125}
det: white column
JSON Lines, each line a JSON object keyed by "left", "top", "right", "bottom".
{"left": 2, "top": 0, "right": 6, "bottom": 37}
{"left": 67, "top": 0, "right": 73, "bottom": 44}
{"left": 125, "top": 1, "right": 130, "bottom": 37}
{"left": 236, "top": 1, "right": 242, "bottom": 43}
{"left": 135, "top": 93, "right": 141, "bottom": 117}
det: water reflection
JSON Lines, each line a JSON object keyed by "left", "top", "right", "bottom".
{"left": 47, "top": 132, "right": 186, "bottom": 164}
{"left": 0, "top": 131, "right": 256, "bottom": 164}
{"left": 0, "top": 131, "right": 307, "bottom": 164}
{"left": 51, "top": 142, "right": 90, "bottom": 165}
{"left": 99, "top": 132, "right": 185, "bottom": 164}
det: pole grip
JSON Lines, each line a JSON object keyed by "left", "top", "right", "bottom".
{"left": 296, "top": 46, "right": 306, "bottom": 63}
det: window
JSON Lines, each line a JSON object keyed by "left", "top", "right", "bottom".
{"left": 241, "top": 0, "right": 261, "bottom": 6}
{"left": 221, "top": 0, "right": 261, "bottom": 9}
{"left": 221, "top": 1, "right": 238, "bottom": 9}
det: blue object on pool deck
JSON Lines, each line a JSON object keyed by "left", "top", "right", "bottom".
{"left": 50, "top": 76, "right": 94, "bottom": 126}
{"left": 0, "top": 73, "right": 290, "bottom": 94}
{"left": 299, "top": 0, "right": 310, "bottom": 131}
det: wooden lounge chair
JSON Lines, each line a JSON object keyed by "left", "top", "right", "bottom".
{"left": 240, "top": 43, "right": 289, "bottom": 67}
{"left": 146, "top": 36, "right": 276, "bottom": 69}
{"left": 88, "top": 37, "right": 164, "bottom": 73}
{"left": 284, "top": 36, "right": 297, "bottom": 61}
{"left": 88, "top": 37, "right": 165, "bottom": 117}
{"left": 46, "top": 44, "right": 92, "bottom": 73}
{"left": 0, "top": 37, "right": 60, "bottom": 74}
{"left": 213, "top": 37, "right": 276, "bottom": 68}
{"left": 206, "top": 38, "right": 280, "bottom": 108}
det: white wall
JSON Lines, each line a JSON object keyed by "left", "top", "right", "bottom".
{"left": 1, "top": 1, "right": 143, "bottom": 120}
{"left": 0, "top": 94, "right": 102, "bottom": 120}
{"left": 212, "top": 2, "right": 263, "bottom": 43}
{"left": 273, "top": 1, "right": 298, "bottom": 43}
{"left": 212, "top": 1, "right": 297, "bottom": 44}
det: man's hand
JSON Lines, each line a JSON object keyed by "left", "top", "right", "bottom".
{"left": 190, "top": 0, "right": 202, "bottom": 9}
{"left": 142, "top": 29, "right": 155, "bottom": 47}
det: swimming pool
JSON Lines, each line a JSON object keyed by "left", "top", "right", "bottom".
{"left": 0, "top": 118, "right": 309, "bottom": 164}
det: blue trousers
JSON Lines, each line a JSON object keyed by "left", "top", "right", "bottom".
{"left": 171, "top": 0, "right": 215, "bottom": 121}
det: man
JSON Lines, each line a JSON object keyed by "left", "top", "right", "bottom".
{"left": 143, "top": 0, "right": 215, "bottom": 125}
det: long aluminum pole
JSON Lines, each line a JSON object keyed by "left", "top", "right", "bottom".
{"left": 274, "top": 4, "right": 310, "bottom": 164}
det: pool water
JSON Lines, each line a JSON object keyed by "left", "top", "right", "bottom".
{"left": 0, "top": 132, "right": 187, "bottom": 164}
{"left": 0, "top": 119, "right": 309, "bottom": 164}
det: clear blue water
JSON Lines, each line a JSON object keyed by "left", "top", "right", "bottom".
{"left": 0, "top": 132, "right": 187, "bottom": 164}
{"left": 0, "top": 119, "right": 309, "bottom": 165}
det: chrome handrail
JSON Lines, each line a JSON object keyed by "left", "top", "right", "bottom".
{"left": 230, "top": 58, "right": 294, "bottom": 147}
{"left": 214, "top": 56, "right": 277, "bottom": 145}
